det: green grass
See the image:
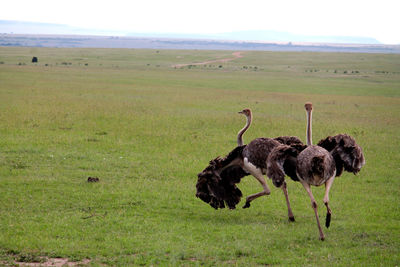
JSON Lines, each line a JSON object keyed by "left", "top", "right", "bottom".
{"left": 0, "top": 47, "right": 399, "bottom": 266}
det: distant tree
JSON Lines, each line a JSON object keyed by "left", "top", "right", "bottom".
{"left": 32, "top": 57, "right": 38, "bottom": 63}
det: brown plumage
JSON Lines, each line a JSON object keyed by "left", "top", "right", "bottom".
{"left": 196, "top": 138, "right": 280, "bottom": 210}
{"left": 196, "top": 108, "right": 305, "bottom": 220}
{"left": 317, "top": 134, "right": 365, "bottom": 176}
{"left": 267, "top": 103, "right": 366, "bottom": 240}
{"left": 274, "top": 135, "right": 304, "bottom": 147}
{"left": 267, "top": 102, "right": 337, "bottom": 240}
{"left": 196, "top": 146, "right": 248, "bottom": 209}
{"left": 296, "top": 146, "right": 336, "bottom": 186}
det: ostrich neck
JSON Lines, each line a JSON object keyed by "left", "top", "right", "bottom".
{"left": 306, "top": 109, "right": 312, "bottom": 146}
{"left": 237, "top": 114, "right": 252, "bottom": 146}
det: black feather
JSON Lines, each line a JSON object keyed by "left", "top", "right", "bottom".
{"left": 196, "top": 145, "right": 248, "bottom": 209}
{"left": 318, "top": 134, "right": 365, "bottom": 176}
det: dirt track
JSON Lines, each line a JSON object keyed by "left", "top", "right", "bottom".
{"left": 172, "top": 51, "right": 243, "bottom": 68}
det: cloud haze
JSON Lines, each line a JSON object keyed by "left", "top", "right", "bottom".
{"left": 1, "top": 0, "right": 399, "bottom": 44}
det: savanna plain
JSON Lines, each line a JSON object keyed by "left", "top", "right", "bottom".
{"left": 0, "top": 47, "right": 399, "bottom": 266}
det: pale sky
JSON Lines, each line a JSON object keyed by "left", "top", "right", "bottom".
{"left": 1, "top": 0, "right": 400, "bottom": 44}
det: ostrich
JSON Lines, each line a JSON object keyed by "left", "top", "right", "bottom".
{"left": 196, "top": 137, "right": 296, "bottom": 215}
{"left": 267, "top": 102, "right": 335, "bottom": 240}
{"left": 266, "top": 102, "right": 365, "bottom": 240}
{"left": 196, "top": 110, "right": 306, "bottom": 221}
{"left": 237, "top": 108, "right": 252, "bottom": 146}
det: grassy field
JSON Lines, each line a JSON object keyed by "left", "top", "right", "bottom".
{"left": 0, "top": 47, "right": 399, "bottom": 266}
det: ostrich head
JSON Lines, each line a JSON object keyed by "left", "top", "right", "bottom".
{"left": 238, "top": 108, "right": 252, "bottom": 117}
{"left": 305, "top": 102, "right": 313, "bottom": 112}
{"left": 317, "top": 134, "right": 365, "bottom": 176}
{"left": 195, "top": 146, "right": 248, "bottom": 209}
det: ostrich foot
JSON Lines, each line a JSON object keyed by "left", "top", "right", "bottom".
{"left": 242, "top": 201, "right": 251, "bottom": 209}
{"left": 289, "top": 216, "right": 295, "bottom": 222}
{"left": 325, "top": 212, "right": 331, "bottom": 228}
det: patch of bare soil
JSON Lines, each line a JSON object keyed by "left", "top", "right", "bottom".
{"left": 14, "top": 257, "right": 90, "bottom": 266}
{"left": 172, "top": 51, "right": 244, "bottom": 68}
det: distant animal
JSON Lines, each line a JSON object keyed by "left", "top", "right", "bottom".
{"left": 266, "top": 102, "right": 365, "bottom": 240}
{"left": 32, "top": 57, "right": 38, "bottom": 63}
{"left": 87, "top": 177, "right": 100, "bottom": 182}
{"left": 196, "top": 109, "right": 305, "bottom": 221}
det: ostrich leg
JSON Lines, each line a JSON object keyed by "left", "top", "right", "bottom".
{"left": 301, "top": 180, "right": 325, "bottom": 241}
{"left": 242, "top": 160, "right": 271, "bottom": 208}
{"left": 282, "top": 181, "right": 295, "bottom": 221}
{"left": 323, "top": 176, "right": 335, "bottom": 228}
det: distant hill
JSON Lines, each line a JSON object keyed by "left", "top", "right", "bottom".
{"left": 1, "top": 20, "right": 399, "bottom": 53}
{"left": 1, "top": 20, "right": 381, "bottom": 44}
{"left": 127, "top": 30, "right": 381, "bottom": 45}
{"left": 1, "top": 34, "right": 399, "bottom": 54}
{"left": 215, "top": 30, "right": 381, "bottom": 44}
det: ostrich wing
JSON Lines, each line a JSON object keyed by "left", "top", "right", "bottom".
{"left": 196, "top": 145, "right": 248, "bottom": 209}
{"left": 274, "top": 136, "right": 304, "bottom": 146}
{"left": 266, "top": 144, "right": 300, "bottom": 187}
{"left": 318, "top": 134, "right": 365, "bottom": 176}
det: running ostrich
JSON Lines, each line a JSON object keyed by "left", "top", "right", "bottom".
{"left": 266, "top": 102, "right": 365, "bottom": 240}
{"left": 196, "top": 109, "right": 305, "bottom": 221}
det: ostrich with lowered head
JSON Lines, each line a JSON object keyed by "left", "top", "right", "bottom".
{"left": 266, "top": 102, "right": 365, "bottom": 240}
{"left": 196, "top": 109, "right": 306, "bottom": 221}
